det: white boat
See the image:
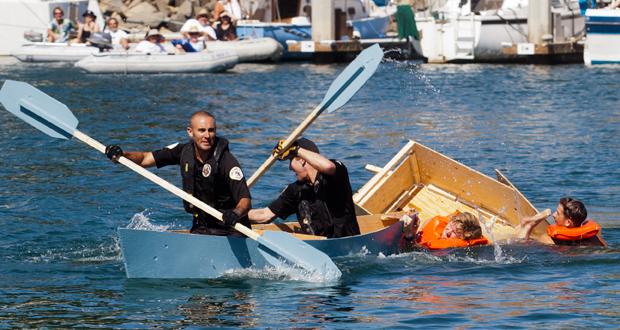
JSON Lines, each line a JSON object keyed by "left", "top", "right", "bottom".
{"left": 124, "top": 36, "right": 284, "bottom": 63}
{"left": 205, "top": 37, "right": 283, "bottom": 62}
{"left": 584, "top": 8, "right": 620, "bottom": 65}
{"left": 12, "top": 42, "right": 101, "bottom": 62}
{"left": 237, "top": 0, "right": 394, "bottom": 59}
{"left": 412, "top": 0, "right": 585, "bottom": 63}
{"left": 75, "top": 50, "right": 238, "bottom": 74}
{"left": 0, "top": 0, "right": 88, "bottom": 56}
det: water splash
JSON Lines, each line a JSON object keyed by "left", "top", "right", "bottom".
{"left": 126, "top": 210, "right": 169, "bottom": 232}
{"left": 25, "top": 238, "right": 122, "bottom": 264}
{"left": 477, "top": 210, "right": 510, "bottom": 263}
{"left": 221, "top": 264, "right": 341, "bottom": 283}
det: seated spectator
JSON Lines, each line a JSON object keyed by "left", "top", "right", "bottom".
{"left": 181, "top": 8, "right": 217, "bottom": 41}
{"left": 103, "top": 18, "right": 129, "bottom": 50}
{"left": 75, "top": 10, "right": 100, "bottom": 44}
{"left": 215, "top": 12, "right": 238, "bottom": 41}
{"left": 135, "top": 29, "right": 167, "bottom": 54}
{"left": 47, "top": 6, "right": 76, "bottom": 43}
{"left": 171, "top": 26, "right": 206, "bottom": 52}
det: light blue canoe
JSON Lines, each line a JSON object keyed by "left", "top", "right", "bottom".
{"left": 118, "top": 214, "right": 408, "bottom": 279}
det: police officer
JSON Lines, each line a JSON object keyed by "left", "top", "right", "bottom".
{"left": 248, "top": 138, "right": 360, "bottom": 238}
{"left": 105, "top": 111, "right": 251, "bottom": 236}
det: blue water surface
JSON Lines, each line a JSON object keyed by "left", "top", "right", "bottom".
{"left": 0, "top": 57, "right": 618, "bottom": 328}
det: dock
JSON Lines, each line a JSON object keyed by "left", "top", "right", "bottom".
{"left": 286, "top": 38, "right": 418, "bottom": 62}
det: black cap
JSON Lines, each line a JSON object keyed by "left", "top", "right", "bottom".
{"left": 82, "top": 10, "right": 96, "bottom": 18}
{"left": 296, "top": 137, "right": 319, "bottom": 154}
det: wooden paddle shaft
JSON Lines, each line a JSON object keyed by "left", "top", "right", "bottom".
{"left": 72, "top": 130, "right": 260, "bottom": 240}
{"left": 247, "top": 105, "right": 322, "bottom": 188}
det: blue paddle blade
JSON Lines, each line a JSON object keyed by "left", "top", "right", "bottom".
{"left": 319, "top": 44, "right": 383, "bottom": 114}
{"left": 0, "top": 80, "right": 78, "bottom": 139}
{"left": 257, "top": 231, "right": 342, "bottom": 279}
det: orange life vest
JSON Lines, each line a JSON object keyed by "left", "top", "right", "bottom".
{"left": 416, "top": 213, "right": 489, "bottom": 250}
{"left": 546, "top": 220, "right": 601, "bottom": 241}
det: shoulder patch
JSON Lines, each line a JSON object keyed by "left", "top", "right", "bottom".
{"left": 165, "top": 142, "right": 179, "bottom": 149}
{"left": 229, "top": 166, "right": 244, "bottom": 181}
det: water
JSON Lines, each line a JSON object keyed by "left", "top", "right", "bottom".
{"left": 0, "top": 57, "right": 619, "bottom": 327}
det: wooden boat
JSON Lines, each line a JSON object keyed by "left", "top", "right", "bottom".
{"left": 119, "top": 213, "right": 409, "bottom": 279}
{"left": 12, "top": 42, "right": 101, "bottom": 62}
{"left": 353, "top": 140, "right": 606, "bottom": 247}
{"left": 75, "top": 49, "right": 238, "bottom": 74}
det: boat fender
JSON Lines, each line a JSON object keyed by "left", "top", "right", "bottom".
{"left": 547, "top": 220, "right": 601, "bottom": 241}
{"left": 416, "top": 212, "right": 489, "bottom": 250}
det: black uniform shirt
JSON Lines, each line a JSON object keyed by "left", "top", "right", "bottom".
{"left": 268, "top": 160, "right": 360, "bottom": 238}
{"left": 152, "top": 141, "right": 251, "bottom": 234}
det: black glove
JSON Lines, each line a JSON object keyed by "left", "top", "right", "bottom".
{"left": 272, "top": 140, "right": 299, "bottom": 161}
{"left": 105, "top": 145, "right": 123, "bottom": 162}
{"left": 222, "top": 209, "right": 240, "bottom": 227}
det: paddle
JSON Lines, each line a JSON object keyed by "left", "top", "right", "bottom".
{"left": 246, "top": 43, "right": 383, "bottom": 188}
{"left": 0, "top": 80, "right": 341, "bottom": 278}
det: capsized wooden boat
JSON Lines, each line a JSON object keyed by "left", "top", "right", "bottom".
{"left": 206, "top": 37, "right": 283, "bottom": 62}
{"left": 353, "top": 140, "right": 606, "bottom": 247}
{"left": 75, "top": 49, "right": 238, "bottom": 74}
{"left": 119, "top": 213, "right": 410, "bottom": 279}
{"left": 12, "top": 42, "right": 100, "bottom": 62}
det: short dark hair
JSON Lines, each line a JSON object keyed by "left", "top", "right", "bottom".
{"left": 53, "top": 6, "right": 64, "bottom": 14}
{"left": 189, "top": 111, "right": 215, "bottom": 126}
{"left": 559, "top": 197, "right": 587, "bottom": 226}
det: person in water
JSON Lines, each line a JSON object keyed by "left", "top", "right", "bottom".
{"left": 47, "top": 6, "right": 76, "bottom": 43}
{"left": 248, "top": 138, "right": 361, "bottom": 238}
{"left": 135, "top": 29, "right": 167, "bottom": 53}
{"left": 515, "top": 197, "right": 601, "bottom": 245}
{"left": 403, "top": 211, "right": 488, "bottom": 250}
{"left": 104, "top": 111, "right": 252, "bottom": 236}
{"left": 75, "top": 10, "right": 100, "bottom": 44}
{"left": 440, "top": 212, "right": 483, "bottom": 240}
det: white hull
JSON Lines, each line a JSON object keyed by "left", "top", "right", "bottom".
{"left": 75, "top": 50, "right": 238, "bottom": 74}
{"left": 414, "top": 2, "right": 584, "bottom": 63}
{"left": 12, "top": 42, "right": 100, "bottom": 62}
{"left": 0, "top": 0, "right": 88, "bottom": 56}
{"left": 584, "top": 9, "right": 620, "bottom": 65}
{"left": 205, "top": 38, "right": 283, "bottom": 62}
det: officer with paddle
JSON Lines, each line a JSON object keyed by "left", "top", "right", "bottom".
{"left": 249, "top": 138, "right": 360, "bottom": 238}
{"left": 105, "top": 111, "right": 252, "bottom": 236}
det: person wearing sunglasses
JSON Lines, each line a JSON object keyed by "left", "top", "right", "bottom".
{"left": 47, "top": 7, "right": 76, "bottom": 43}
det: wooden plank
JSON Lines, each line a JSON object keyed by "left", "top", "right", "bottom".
{"left": 359, "top": 155, "right": 415, "bottom": 213}
{"left": 494, "top": 169, "right": 553, "bottom": 243}
{"left": 354, "top": 140, "right": 415, "bottom": 205}
{"left": 412, "top": 143, "right": 540, "bottom": 228}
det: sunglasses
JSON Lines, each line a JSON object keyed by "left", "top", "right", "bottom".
{"left": 54, "top": 12, "right": 63, "bottom": 16}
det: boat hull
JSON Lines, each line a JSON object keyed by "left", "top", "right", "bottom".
{"left": 584, "top": 9, "right": 620, "bottom": 65}
{"left": 414, "top": 5, "right": 584, "bottom": 63}
{"left": 74, "top": 50, "right": 238, "bottom": 74}
{"left": 12, "top": 42, "right": 100, "bottom": 62}
{"left": 206, "top": 37, "right": 283, "bottom": 62}
{"left": 119, "top": 215, "right": 405, "bottom": 279}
